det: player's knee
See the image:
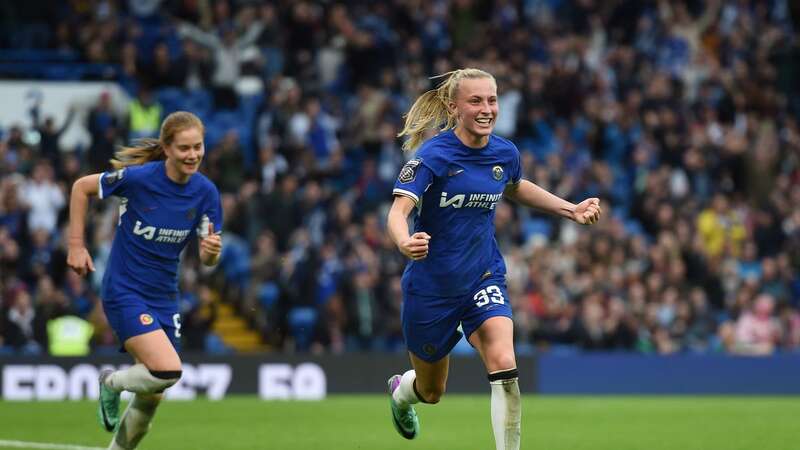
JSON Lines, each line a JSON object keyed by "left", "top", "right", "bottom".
{"left": 488, "top": 355, "right": 517, "bottom": 374}
{"left": 148, "top": 369, "right": 182, "bottom": 392}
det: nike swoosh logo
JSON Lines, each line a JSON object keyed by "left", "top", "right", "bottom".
{"left": 448, "top": 169, "right": 464, "bottom": 177}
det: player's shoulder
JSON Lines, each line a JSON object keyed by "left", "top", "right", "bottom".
{"left": 102, "top": 161, "right": 152, "bottom": 184}
{"left": 490, "top": 134, "right": 520, "bottom": 160}
{"left": 490, "top": 134, "right": 519, "bottom": 152}
{"left": 124, "top": 161, "right": 160, "bottom": 177}
{"left": 414, "top": 132, "right": 456, "bottom": 172}
{"left": 191, "top": 171, "right": 220, "bottom": 195}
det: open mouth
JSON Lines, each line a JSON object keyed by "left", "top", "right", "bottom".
{"left": 475, "top": 117, "right": 493, "bottom": 126}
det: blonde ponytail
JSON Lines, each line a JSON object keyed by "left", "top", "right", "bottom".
{"left": 110, "top": 138, "right": 164, "bottom": 169}
{"left": 397, "top": 68, "right": 495, "bottom": 152}
{"left": 109, "top": 111, "right": 204, "bottom": 169}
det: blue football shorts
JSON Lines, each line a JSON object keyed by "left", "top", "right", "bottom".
{"left": 103, "top": 294, "right": 182, "bottom": 352}
{"left": 401, "top": 274, "right": 513, "bottom": 362}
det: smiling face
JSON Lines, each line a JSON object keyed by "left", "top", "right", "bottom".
{"left": 450, "top": 77, "right": 498, "bottom": 147}
{"left": 164, "top": 127, "right": 204, "bottom": 182}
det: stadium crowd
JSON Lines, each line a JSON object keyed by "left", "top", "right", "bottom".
{"left": 1, "top": 0, "right": 799, "bottom": 356}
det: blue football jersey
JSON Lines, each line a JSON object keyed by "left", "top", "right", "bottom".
{"left": 98, "top": 161, "right": 222, "bottom": 301}
{"left": 393, "top": 130, "right": 522, "bottom": 297}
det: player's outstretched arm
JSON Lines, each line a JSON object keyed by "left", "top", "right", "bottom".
{"left": 387, "top": 195, "right": 430, "bottom": 260}
{"left": 67, "top": 174, "right": 101, "bottom": 276}
{"left": 504, "top": 180, "right": 601, "bottom": 225}
{"left": 199, "top": 222, "right": 222, "bottom": 266}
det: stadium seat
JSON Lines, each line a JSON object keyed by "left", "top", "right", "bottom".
{"left": 288, "top": 307, "right": 318, "bottom": 351}
{"left": 522, "top": 218, "right": 552, "bottom": 240}
{"left": 205, "top": 333, "right": 233, "bottom": 354}
{"left": 258, "top": 282, "right": 280, "bottom": 310}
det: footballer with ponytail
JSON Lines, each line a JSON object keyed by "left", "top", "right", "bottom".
{"left": 386, "top": 69, "right": 603, "bottom": 450}
{"left": 66, "top": 110, "right": 222, "bottom": 450}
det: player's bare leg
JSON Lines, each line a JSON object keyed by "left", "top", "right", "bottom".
{"left": 108, "top": 392, "right": 162, "bottom": 450}
{"left": 469, "top": 316, "right": 520, "bottom": 450}
{"left": 408, "top": 353, "right": 449, "bottom": 403}
{"left": 100, "top": 330, "right": 181, "bottom": 449}
{"left": 388, "top": 353, "right": 449, "bottom": 439}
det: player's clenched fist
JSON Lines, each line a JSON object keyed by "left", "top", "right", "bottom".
{"left": 573, "top": 198, "right": 602, "bottom": 225}
{"left": 200, "top": 222, "right": 222, "bottom": 265}
{"left": 399, "top": 232, "right": 430, "bottom": 260}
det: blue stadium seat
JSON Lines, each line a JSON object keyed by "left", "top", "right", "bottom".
{"left": 0, "top": 48, "right": 79, "bottom": 63}
{"left": 218, "top": 234, "right": 251, "bottom": 291}
{"left": 288, "top": 307, "right": 318, "bottom": 351}
{"left": 185, "top": 89, "right": 213, "bottom": 117}
{"left": 258, "top": 282, "right": 280, "bottom": 310}
{"left": 522, "top": 218, "right": 552, "bottom": 240}
{"left": 157, "top": 88, "right": 185, "bottom": 115}
{"left": 205, "top": 333, "right": 233, "bottom": 354}
{"left": 623, "top": 219, "right": 644, "bottom": 236}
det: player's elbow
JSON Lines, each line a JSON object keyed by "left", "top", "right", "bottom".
{"left": 73, "top": 174, "right": 100, "bottom": 197}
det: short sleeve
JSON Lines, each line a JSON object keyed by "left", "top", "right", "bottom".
{"left": 508, "top": 147, "right": 522, "bottom": 185}
{"left": 196, "top": 185, "right": 223, "bottom": 238}
{"left": 392, "top": 157, "right": 434, "bottom": 205}
{"left": 98, "top": 167, "right": 131, "bottom": 199}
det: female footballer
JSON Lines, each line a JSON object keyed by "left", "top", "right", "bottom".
{"left": 386, "top": 68, "right": 601, "bottom": 450}
{"left": 67, "top": 111, "right": 223, "bottom": 450}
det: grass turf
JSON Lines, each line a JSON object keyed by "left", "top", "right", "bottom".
{"left": 0, "top": 395, "right": 795, "bottom": 449}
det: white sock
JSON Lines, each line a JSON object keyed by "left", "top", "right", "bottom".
{"left": 108, "top": 395, "right": 158, "bottom": 450}
{"left": 392, "top": 370, "right": 420, "bottom": 408}
{"left": 105, "top": 364, "right": 180, "bottom": 394}
{"left": 490, "top": 372, "right": 521, "bottom": 450}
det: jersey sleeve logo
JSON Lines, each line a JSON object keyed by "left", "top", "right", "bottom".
{"left": 492, "top": 165, "right": 504, "bottom": 181}
{"left": 104, "top": 168, "right": 125, "bottom": 185}
{"left": 398, "top": 158, "right": 422, "bottom": 183}
{"left": 139, "top": 313, "right": 154, "bottom": 325}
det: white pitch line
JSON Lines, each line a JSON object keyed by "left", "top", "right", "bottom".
{"left": 0, "top": 440, "right": 104, "bottom": 450}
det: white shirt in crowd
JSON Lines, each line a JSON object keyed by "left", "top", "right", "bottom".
{"left": 22, "top": 179, "right": 65, "bottom": 233}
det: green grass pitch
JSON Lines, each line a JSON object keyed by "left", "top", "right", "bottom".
{"left": 0, "top": 396, "right": 795, "bottom": 449}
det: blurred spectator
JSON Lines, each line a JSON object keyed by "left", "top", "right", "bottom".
{"left": 2, "top": 287, "right": 44, "bottom": 354}
{"left": 182, "top": 285, "right": 218, "bottom": 351}
{"left": 20, "top": 161, "right": 64, "bottom": 234}
{"left": 144, "top": 41, "right": 189, "bottom": 89}
{"left": 86, "top": 92, "right": 122, "bottom": 172}
{"left": 733, "top": 294, "right": 782, "bottom": 355}
{"left": 177, "top": 7, "right": 265, "bottom": 109}
{"left": 30, "top": 102, "right": 76, "bottom": 170}
{"left": 208, "top": 130, "right": 245, "bottom": 193}
{"left": 47, "top": 314, "right": 93, "bottom": 356}
{"left": 127, "top": 86, "right": 162, "bottom": 140}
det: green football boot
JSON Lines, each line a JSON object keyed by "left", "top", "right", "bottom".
{"left": 98, "top": 369, "right": 121, "bottom": 432}
{"left": 388, "top": 374, "right": 420, "bottom": 439}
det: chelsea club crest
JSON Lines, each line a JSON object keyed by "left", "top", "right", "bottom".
{"left": 492, "top": 165, "right": 503, "bottom": 181}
